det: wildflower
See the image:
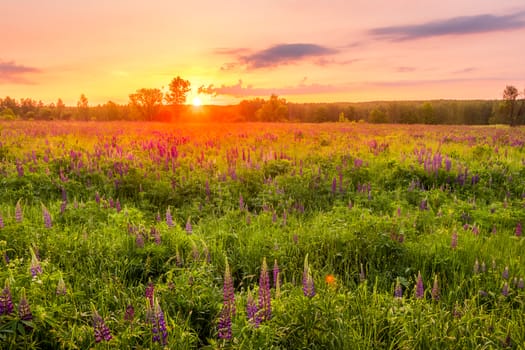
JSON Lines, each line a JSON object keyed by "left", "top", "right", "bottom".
{"left": 516, "top": 222, "right": 522, "bottom": 237}
{"left": 56, "top": 275, "right": 67, "bottom": 296}
{"left": 42, "top": 204, "right": 52, "bottom": 228}
{"left": 135, "top": 232, "right": 144, "bottom": 248}
{"left": 60, "top": 201, "right": 67, "bottom": 214}
{"left": 419, "top": 199, "right": 428, "bottom": 211}
{"left": 359, "top": 263, "right": 366, "bottom": 282}
{"left": 239, "top": 194, "right": 244, "bottom": 211}
{"left": 292, "top": 233, "right": 299, "bottom": 244}
{"left": 325, "top": 274, "right": 336, "bottom": 287}
{"left": 501, "top": 282, "right": 509, "bottom": 297}
{"left": 30, "top": 247, "right": 42, "bottom": 278}
{"left": 246, "top": 288, "right": 259, "bottom": 328}
{"left": 518, "top": 278, "right": 524, "bottom": 290}
{"left": 151, "top": 226, "right": 161, "bottom": 245}
{"left": 473, "top": 259, "right": 480, "bottom": 274}
{"left": 0, "top": 213, "right": 4, "bottom": 229}
{"left": 147, "top": 298, "right": 168, "bottom": 345}
{"left": 394, "top": 277, "right": 403, "bottom": 299}
{"left": 451, "top": 231, "right": 458, "bottom": 249}
{"left": 93, "top": 308, "right": 112, "bottom": 343}
{"left": 115, "top": 199, "right": 121, "bottom": 213}
{"left": 217, "top": 305, "right": 232, "bottom": 340}
{"left": 145, "top": 281, "right": 154, "bottom": 307}
{"left": 431, "top": 275, "right": 440, "bottom": 301}
{"left": 502, "top": 266, "right": 509, "bottom": 280}
{"left": 124, "top": 304, "right": 135, "bottom": 322}
{"left": 302, "top": 254, "right": 315, "bottom": 298}
{"left": 166, "top": 208, "right": 174, "bottom": 228}
{"left": 258, "top": 257, "right": 271, "bottom": 320}
{"left": 18, "top": 288, "right": 33, "bottom": 330}
{"left": 15, "top": 200, "right": 23, "bottom": 223}
{"left": 95, "top": 191, "right": 100, "bottom": 204}
{"left": 185, "top": 217, "right": 192, "bottom": 234}
{"left": 273, "top": 259, "right": 280, "bottom": 289}
{"left": 218, "top": 259, "right": 235, "bottom": 339}
{"left": 0, "top": 280, "right": 14, "bottom": 315}
{"left": 175, "top": 247, "right": 182, "bottom": 267}
{"left": 481, "top": 261, "right": 486, "bottom": 273}
{"left": 415, "top": 271, "right": 424, "bottom": 299}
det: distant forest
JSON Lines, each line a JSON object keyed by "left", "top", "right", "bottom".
{"left": 1, "top": 87, "right": 524, "bottom": 125}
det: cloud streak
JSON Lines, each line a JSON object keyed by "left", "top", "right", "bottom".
{"left": 370, "top": 11, "right": 525, "bottom": 40}
{"left": 199, "top": 79, "right": 346, "bottom": 97}
{"left": 218, "top": 43, "right": 339, "bottom": 70}
{"left": 0, "top": 61, "right": 41, "bottom": 84}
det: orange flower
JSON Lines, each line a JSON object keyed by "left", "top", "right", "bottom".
{"left": 325, "top": 274, "right": 336, "bottom": 285}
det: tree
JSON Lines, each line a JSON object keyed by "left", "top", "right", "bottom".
{"left": 129, "top": 88, "right": 163, "bottom": 121}
{"left": 165, "top": 76, "right": 191, "bottom": 105}
{"left": 256, "top": 94, "right": 289, "bottom": 122}
{"left": 502, "top": 85, "right": 521, "bottom": 126}
{"left": 55, "top": 98, "right": 66, "bottom": 119}
{"left": 77, "top": 94, "right": 89, "bottom": 120}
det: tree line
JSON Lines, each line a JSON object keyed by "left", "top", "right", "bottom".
{"left": 1, "top": 83, "right": 524, "bottom": 125}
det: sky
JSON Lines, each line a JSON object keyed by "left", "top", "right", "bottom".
{"left": 1, "top": 0, "right": 525, "bottom": 106}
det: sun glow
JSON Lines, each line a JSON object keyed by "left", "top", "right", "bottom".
{"left": 192, "top": 96, "right": 203, "bottom": 107}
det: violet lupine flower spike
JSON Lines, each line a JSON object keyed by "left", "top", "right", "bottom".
{"left": 451, "top": 231, "right": 458, "bottom": 250}
{"left": 15, "top": 200, "right": 23, "bottom": 223}
{"left": 394, "top": 277, "right": 403, "bottom": 299}
{"left": 516, "top": 222, "right": 522, "bottom": 237}
{"left": 0, "top": 280, "right": 14, "bottom": 315}
{"left": 56, "top": 275, "right": 67, "bottom": 296}
{"left": 258, "top": 257, "right": 272, "bottom": 321}
{"left": 42, "top": 204, "right": 52, "bottom": 229}
{"left": 218, "top": 258, "right": 235, "bottom": 340}
{"left": 147, "top": 298, "right": 168, "bottom": 345}
{"left": 145, "top": 281, "right": 154, "bottom": 307}
{"left": 92, "top": 307, "right": 112, "bottom": 343}
{"left": 415, "top": 271, "right": 424, "bottom": 299}
{"left": 431, "top": 274, "right": 440, "bottom": 301}
{"left": 166, "top": 208, "right": 174, "bottom": 228}
{"left": 302, "top": 254, "right": 316, "bottom": 298}
{"left": 18, "top": 288, "right": 33, "bottom": 331}
{"left": 29, "top": 247, "right": 42, "bottom": 278}
{"left": 246, "top": 287, "right": 260, "bottom": 328}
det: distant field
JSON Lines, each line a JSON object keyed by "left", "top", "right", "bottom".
{"left": 0, "top": 121, "right": 524, "bottom": 349}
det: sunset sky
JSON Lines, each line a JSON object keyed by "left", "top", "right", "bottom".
{"left": 2, "top": 0, "right": 525, "bottom": 106}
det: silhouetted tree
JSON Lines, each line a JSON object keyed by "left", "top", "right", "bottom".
{"left": 502, "top": 85, "right": 520, "bottom": 126}
{"left": 256, "top": 94, "right": 288, "bottom": 122}
{"left": 77, "top": 94, "right": 89, "bottom": 120}
{"left": 129, "top": 88, "right": 163, "bottom": 121}
{"left": 165, "top": 76, "right": 191, "bottom": 105}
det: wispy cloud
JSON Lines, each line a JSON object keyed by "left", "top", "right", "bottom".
{"left": 370, "top": 11, "right": 525, "bottom": 41}
{"left": 218, "top": 43, "right": 339, "bottom": 70}
{"left": 199, "top": 79, "right": 346, "bottom": 97}
{"left": 0, "top": 60, "right": 41, "bottom": 84}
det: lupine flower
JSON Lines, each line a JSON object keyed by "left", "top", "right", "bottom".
{"left": 95, "top": 191, "right": 100, "bottom": 204}
{"left": 115, "top": 199, "right": 121, "bottom": 213}
{"left": 60, "top": 201, "right": 67, "bottom": 214}
{"left": 93, "top": 308, "right": 112, "bottom": 343}
{"left": 516, "top": 222, "right": 522, "bottom": 237}
{"left": 258, "top": 257, "right": 272, "bottom": 320}
{"left": 292, "top": 234, "right": 299, "bottom": 244}
{"left": 185, "top": 218, "right": 192, "bottom": 234}
{"left": 502, "top": 266, "right": 509, "bottom": 280}
{"left": 56, "top": 276, "right": 67, "bottom": 296}
{"left": 394, "top": 277, "right": 403, "bottom": 299}
{"left": 0, "top": 213, "right": 4, "bottom": 229}
{"left": 135, "top": 232, "right": 144, "bottom": 248}
{"left": 217, "top": 304, "right": 232, "bottom": 340}
{"left": 30, "top": 247, "right": 42, "bottom": 278}
{"left": 331, "top": 177, "right": 337, "bottom": 194}
{"left": 166, "top": 208, "right": 174, "bottom": 227}
{"left": 502, "top": 282, "right": 509, "bottom": 297}
{"left": 415, "top": 271, "right": 424, "bottom": 299}
{"left": 15, "top": 200, "right": 23, "bottom": 223}
{"left": 451, "top": 231, "right": 458, "bottom": 249}
{"left": 246, "top": 288, "right": 260, "bottom": 328}
{"left": 18, "top": 288, "right": 33, "bottom": 330}
{"left": 147, "top": 298, "right": 168, "bottom": 345}
{"left": 481, "top": 261, "right": 487, "bottom": 273}
{"left": 0, "top": 280, "right": 14, "bottom": 315}
{"left": 431, "top": 275, "right": 440, "bottom": 301}
{"left": 518, "top": 278, "right": 524, "bottom": 290}
{"left": 273, "top": 259, "right": 280, "bottom": 289}
{"left": 42, "top": 204, "right": 52, "bottom": 228}
{"left": 302, "top": 254, "right": 316, "bottom": 298}
{"left": 473, "top": 259, "right": 480, "bottom": 274}
{"left": 145, "top": 281, "right": 154, "bottom": 307}
{"left": 175, "top": 247, "right": 182, "bottom": 267}
{"left": 218, "top": 259, "right": 235, "bottom": 340}
{"left": 151, "top": 227, "right": 161, "bottom": 245}
{"left": 239, "top": 194, "right": 244, "bottom": 211}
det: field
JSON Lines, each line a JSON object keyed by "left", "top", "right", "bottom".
{"left": 0, "top": 121, "right": 524, "bottom": 349}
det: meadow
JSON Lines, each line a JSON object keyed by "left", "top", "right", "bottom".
{"left": 0, "top": 120, "right": 524, "bottom": 349}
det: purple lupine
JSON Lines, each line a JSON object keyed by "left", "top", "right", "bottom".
{"left": 123, "top": 304, "right": 134, "bottom": 322}
{"left": 292, "top": 234, "right": 299, "bottom": 245}
{"left": 185, "top": 218, "right": 192, "bottom": 234}
{"left": 30, "top": 247, "right": 42, "bottom": 278}
{"left": 415, "top": 271, "right": 424, "bottom": 299}
{"left": 60, "top": 201, "right": 67, "bottom": 214}
{"left": 95, "top": 191, "right": 100, "bottom": 204}
{"left": 518, "top": 278, "right": 524, "bottom": 290}
{"left": 331, "top": 177, "right": 337, "bottom": 194}
{"left": 145, "top": 282, "right": 154, "bottom": 307}
{"left": 56, "top": 276, "right": 67, "bottom": 296}
{"left": 218, "top": 259, "right": 235, "bottom": 339}
{"left": 0, "top": 281, "right": 14, "bottom": 315}
{"left": 0, "top": 213, "right": 4, "bottom": 229}
{"left": 93, "top": 309, "right": 112, "bottom": 343}
{"left": 246, "top": 288, "right": 259, "bottom": 327}
{"left": 42, "top": 205, "right": 52, "bottom": 229}
{"left": 302, "top": 254, "right": 316, "bottom": 298}
{"left": 419, "top": 199, "right": 428, "bottom": 211}
{"left": 394, "top": 278, "right": 403, "bottom": 299}
{"left": 431, "top": 275, "right": 440, "bottom": 301}
{"left": 115, "top": 199, "right": 121, "bottom": 213}
{"left": 258, "top": 257, "right": 272, "bottom": 320}
{"left": 135, "top": 232, "right": 144, "bottom": 248}
{"left": 18, "top": 288, "right": 33, "bottom": 330}
{"left": 166, "top": 208, "right": 174, "bottom": 228}
{"left": 273, "top": 259, "right": 280, "bottom": 289}
{"left": 239, "top": 194, "right": 244, "bottom": 211}
{"left": 502, "top": 282, "right": 509, "bottom": 297}
{"left": 151, "top": 227, "right": 161, "bottom": 245}
{"left": 147, "top": 298, "right": 168, "bottom": 345}
{"left": 451, "top": 231, "right": 458, "bottom": 250}
{"left": 15, "top": 201, "right": 23, "bottom": 223}
{"left": 502, "top": 266, "right": 509, "bottom": 280}
{"left": 516, "top": 222, "right": 522, "bottom": 237}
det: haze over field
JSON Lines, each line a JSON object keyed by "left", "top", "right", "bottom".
{"left": 2, "top": 0, "right": 525, "bottom": 105}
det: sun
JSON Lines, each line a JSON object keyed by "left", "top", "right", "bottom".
{"left": 192, "top": 96, "right": 202, "bottom": 107}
